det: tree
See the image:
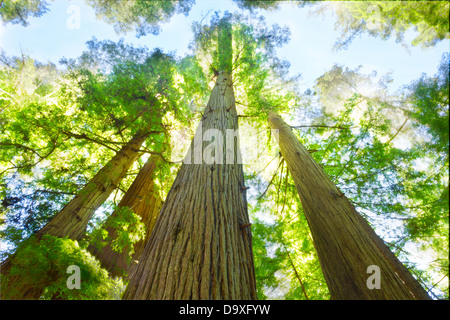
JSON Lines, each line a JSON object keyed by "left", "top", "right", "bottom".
{"left": 235, "top": 1, "right": 449, "bottom": 50}
{"left": 84, "top": 0, "right": 195, "bottom": 37}
{"left": 267, "top": 111, "right": 431, "bottom": 299}
{"left": 405, "top": 52, "right": 449, "bottom": 156}
{"left": 319, "top": 1, "right": 450, "bottom": 50}
{"left": 88, "top": 155, "right": 162, "bottom": 278}
{"left": 0, "top": 0, "right": 195, "bottom": 36}
{"left": 1, "top": 2, "right": 447, "bottom": 301}
{"left": 1, "top": 131, "right": 148, "bottom": 299}
{"left": 233, "top": 0, "right": 314, "bottom": 12}
{"left": 0, "top": 0, "right": 49, "bottom": 26}
{"left": 123, "top": 16, "right": 257, "bottom": 300}
{"left": 0, "top": 39, "right": 184, "bottom": 299}
{"left": 255, "top": 58, "right": 449, "bottom": 298}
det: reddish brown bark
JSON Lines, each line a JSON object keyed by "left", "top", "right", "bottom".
{"left": 88, "top": 155, "right": 162, "bottom": 278}
{"left": 122, "top": 72, "right": 257, "bottom": 300}
{"left": 268, "top": 111, "right": 431, "bottom": 300}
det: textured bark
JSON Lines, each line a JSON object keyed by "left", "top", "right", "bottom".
{"left": 0, "top": 132, "right": 148, "bottom": 299}
{"left": 267, "top": 112, "right": 431, "bottom": 300}
{"left": 122, "top": 72, "right": 257, "bottom": 300}
{"left": 36, "top": 132, "right": 148, "bottom": 240}
{"left": 88, "top": 155, "right": 162, "bottom": 278}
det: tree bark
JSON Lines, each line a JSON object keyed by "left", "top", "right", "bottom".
{"left": 122, "top": 72, "right": 257, "bottom": 300}
{"left": 0, "top": 132, "right": 148, "bottom": 299}
{"left": 36, "top": 132, "right": 149, "bottom": 240}
{"left": 88, "top": 155, "right": 162, "bottom": 278}
{"left": 267, "top": 111, "right": 431, "bottom": 300}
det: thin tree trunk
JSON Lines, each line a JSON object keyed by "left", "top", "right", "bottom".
{"left": 284, "top": 248, "right": 309, "bottom": 300}
{"left": 267, "top": 111, "right": 431, "bottom": 300}
{"left": 122, "top": 71, "right": 257, "bottom": 300}
{"left": 0, "top": 132, "right": 148, "bottom": 299}
{"left": 88, "top": 155, "right": 162, "bottom": 278}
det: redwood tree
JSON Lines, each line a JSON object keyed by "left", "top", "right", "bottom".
{"left": 88, "top": 155, "right": 162, "bottom": 278}
{"left": 123, "top": 17, "right": 257, "bottom": 300}
{"left": 0, "top": 131, "right": 148, "bottom": 299}
{"left": 267, "top": 111, "right": 431, "bottom": 300}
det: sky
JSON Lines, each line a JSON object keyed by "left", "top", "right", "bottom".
{"left": 0, "top": 0, "right": 448, "bottom": 96}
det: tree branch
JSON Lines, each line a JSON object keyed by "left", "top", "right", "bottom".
{"left": 291, "top": 124, "right": 353, "bottom": 130}
{"left": 61, "top": 131, "right": 120, "bottom": 152}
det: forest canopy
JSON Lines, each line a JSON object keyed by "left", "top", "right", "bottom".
{"left": 0, "top": 0, "right": 448, "bottom": 301}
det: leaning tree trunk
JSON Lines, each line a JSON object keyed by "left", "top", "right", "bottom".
{"left": 123, "top": 71, "right": 257, "bottom": 299}
{"left": 88, "top": 155, "right": 162, "bottom": 278}
{"left": 0, "top": 132, "right": 148, "bottom": 299}
{"left": 267, "top": 111, "right": 431, "bottom": 300}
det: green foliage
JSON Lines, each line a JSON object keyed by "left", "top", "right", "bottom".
{"left": 0, "top": 0, "right": 49, "bottom": 26}
{"left": 250, "top": 218, "right": 285, "bottom": 299}
{"left": 321, "top": 1, "right": 450, "bottom": 50}
{"left": 1, "top": 4, "right": 447, "bottom": 300}
{"left": 60, "top": 38, "right": 181, "bottom": 138}
{"left": 0, "top": 37, "right": 186, "bottom": 247}
{"left": 190, "top": 11, "right": 299, "bottom": 128}
{"left": 233, "top": 0, "right": 314, "bottom": 12}
{"left": 406, "top": 52, "right": 449, "bottom": 156}
{"left": 3, "top": 234, "right": 124, "bottom": 299}
{"left": 0, "top": 175, "right": 73, "bottom": 257}
{"left": 0, "top": 52, "right": 64, "bottom": 175}
{"left": 87, "top": 206, "right": 145, "bottom": 261}
{"left": 84, "top": 0, "right": 195, "bottom": 37}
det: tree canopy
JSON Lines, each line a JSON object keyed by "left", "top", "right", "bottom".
{"left": 0, "top": 0, "right": 50, "bottom": 26}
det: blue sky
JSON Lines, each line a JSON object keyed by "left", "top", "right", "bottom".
{"left": 0, "top": 0, "right": 448, "bottom": 95}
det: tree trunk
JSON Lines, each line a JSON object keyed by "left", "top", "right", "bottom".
{"left": 0, "top": 132, "right": 148, "bottom": 299}
{"left": 122, "top": 71, "right": 257, "bottom": 300}
{"left": 36, "top": 132, "right": 148, "bottom": 240}
{"left": 88, "top": 155, "right": 162, "bottom": 278}
{"left": 267, "top": 111, "right": 431, "bottom": 300}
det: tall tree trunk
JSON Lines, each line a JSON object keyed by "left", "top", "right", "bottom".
{"left": 37, "top": 132, "right": 149, "bottom": 240}
{"left": 123, "top": 16, "right": 256, "bottom": 300}
{"left": 267, "top": 111, "right": 431, "bottom": 300}
{"left": 0, "top": 132, "right": 148, "bottom": 299}
{"left": 88, "top": 155, "right": 162, "bottom": 278}
{"left": 123, "top": 71, "right": 257, "bottom": 299}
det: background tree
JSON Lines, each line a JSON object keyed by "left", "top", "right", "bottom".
{"left": 234, "top": 1, "right": 449, "bottom": 50}
{"left": 83, "top": 0, "right": 195, "bottom": 37}
{"left": 267, "top": 111, "right": 431, "bottom": 299}
{"left": 315, "top": 0, "right": 450, "bottom": 50}
{"left": 0, "top": 0, "right": 195, "bottom": 37}
{"left": 87, "top": 155, "right": 163, "bottom": 278}
{"left": 0, "top": 38, "right": 189, "bottom": 299}
{"left": 0, "top": 0, "right": 49, "bottom": 26}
